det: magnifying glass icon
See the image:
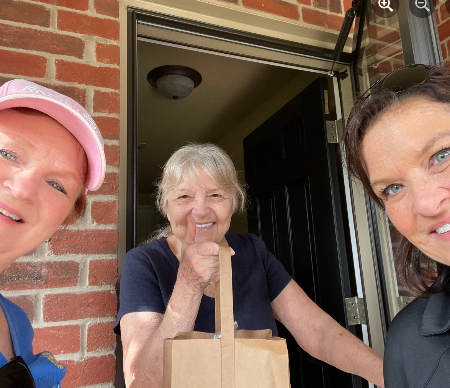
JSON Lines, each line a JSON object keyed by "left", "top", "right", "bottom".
{"left": 378, "top": 0, "right": 394, "bottom": 12}
{"left": 415, "top": 0, "right": 430, "bottom": 11}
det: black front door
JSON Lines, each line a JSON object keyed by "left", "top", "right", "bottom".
{"left": 243, "top": 77, "right": 360, "bottom": 388}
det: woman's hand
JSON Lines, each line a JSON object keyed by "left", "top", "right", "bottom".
{"left": 177, "top": 215, "right": 221, "bottom": 293}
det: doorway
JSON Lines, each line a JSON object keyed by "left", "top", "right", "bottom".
{"left": 118, "top": 3, "right": 433, "bottom": 387}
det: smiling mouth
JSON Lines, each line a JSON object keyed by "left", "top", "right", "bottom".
{"left": 196, "top": 222, "right": 215, "bottom": 229}
{"left": 0, "top": 207, "right": 23, "bottom": 223}
{"left": 435, "top": 223, "right": 450, "bottom": 235}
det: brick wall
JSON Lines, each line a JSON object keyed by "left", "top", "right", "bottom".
{"left": 436, "top": 0, "right": 450, "bottom": 65}
{"left": 0, "top": 0, "right": 119, "bottom": 387}
{"left": 203, "top": 0, "right": 354, "bottom": 30}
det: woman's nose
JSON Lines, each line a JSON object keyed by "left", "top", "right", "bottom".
{"left": 191, "top": 198, "right": 209, "bottom": 217}
{"left": 4, "top": 168, "right": 41, "bottom": 199}
{"left": 412, "top": 179, "right": 449, "bottom": 217}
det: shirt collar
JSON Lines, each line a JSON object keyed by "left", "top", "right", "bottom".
{"left": 422, "top": 281, "right": 450, "bottom": 336}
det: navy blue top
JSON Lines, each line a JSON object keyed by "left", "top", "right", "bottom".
{"left": 114, "top": 232, "right": 292, "bottom": 336}
{"left": 384, "top": 280, "right": 450, "bottom": 387}
{"left": 0, "top": 294, "right": 66, "bottom": 388}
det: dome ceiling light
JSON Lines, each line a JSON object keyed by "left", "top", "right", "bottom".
{"left": 147, "top": 65, "right": 202, "bottom": 100}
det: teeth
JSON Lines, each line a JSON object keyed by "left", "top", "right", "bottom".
{"left": 0, "top": 207, "right": 22, "bottom": 222}
{"left": 436, "top": 224, "right": 450, "bottom": 234}
{"left": 196, "top": 222, "right": 214, "bottom": 229}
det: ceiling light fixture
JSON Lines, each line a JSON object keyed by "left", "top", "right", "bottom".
{"left": 147, "top": 65, "right": 202, "bottom": 100}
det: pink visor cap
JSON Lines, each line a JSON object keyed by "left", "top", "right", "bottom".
{"left": 0, "top": 79, "right": 106, "bottom": 191}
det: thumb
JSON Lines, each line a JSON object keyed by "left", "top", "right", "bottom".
{"left": 184, "top": 213, "right": 197, "bottom": 245}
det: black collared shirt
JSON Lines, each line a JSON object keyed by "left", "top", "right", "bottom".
{"left": 384, "top": 282, "right": 450, "bottom": 387}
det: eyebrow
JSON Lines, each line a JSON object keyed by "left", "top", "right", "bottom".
{"left": 418, "top": 131, "right": 450, "bottom": 157}
{"left": 370, "top": 131, "right": 450, "bottom": 188}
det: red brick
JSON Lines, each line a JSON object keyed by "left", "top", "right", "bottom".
{"left": 302, "top": 8, "right": 343, "bottom": 30}
{"left": 378, "top": 60, "right": 393, "bottom": 75}
{"left": 43, "top": 291, "right": 117, "bottom": 321}
{"left": 439, "top": 18, "right": 450, "bottom": 42}
{"left": 87, "top": 321, "right": 116, "bottom": 351}
{"left": 96, "top": 42, "right": 120, "bottom": 65}
{"left": 56, "top": 60, "right": 119, "bottom": 89}
{"left": 104, "top": 144, "right": 119, "bottom": 168}
{"left": 343, "top": 0, "right": 353, "bottom": 10}
{"left": 91, "top": 201, "right": 119, "bottom": 225}
{"left": 94, "top": 0, "right": 119, "bottom": 18}
{"left": 0, "top": 261, "right": 79, "bottom": 290}
{"left": 0, "top": 49, "right": 47, "bottom": 77}
{"left": 313, "top": 0, "right": 327, "bottom": 11}
{"left": 89, "top": 258, "right": 118, "bottom": 286}
{"left": 90, "top": 172, "right": 118, "bottom": 196}
{"left": 0, "top": 25, "right": 84, "bottom": 58}
{"left": 440, "top": 2, "right": 450, "bottom": 23}
{"left": 50, "top": 229, "right": 118, "bottom": 255}
{"left": 0, "top": 0, "right": 50, "bottom": 27}
{"left": 242, "top": 0, "right": 300, "bottom": 20}
{"left": 93, "top": 116, "right": 120, "bottom": 139}
{"left": 34, "top": 325, "right": 81, "bottom": 354}
{"left": 93, "top": 90, "right": 119, "bottom": 114}
{"left": 58, "top": 10, "right": 119, "bottom": 41}
{"left": 367, "top": 25, "right": 401, "bottom": 44}
{"left": 33, "top": 0, "right": 89, "bottom": 10}
{"left": 329, "top": 0, "right": 342, "bottom": 14}
{"left": 63, "top": 355, "right": 116, "bottom": 387}
{"left": 7, "top": 295, "right": 36, "bottom": 323}
{"left": 297, "top": 0, "right": 311, "bottom": 4}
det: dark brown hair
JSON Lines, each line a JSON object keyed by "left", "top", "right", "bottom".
{"left": 343, "top": 66, "right": 450, "bottom": 296}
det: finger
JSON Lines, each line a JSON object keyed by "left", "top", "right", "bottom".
{"left": 184, "top": 213, "right": 197, "bottom": 245}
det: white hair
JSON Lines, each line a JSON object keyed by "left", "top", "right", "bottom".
{"left": 156, "top": 142, "right": 246, "bottom": 216}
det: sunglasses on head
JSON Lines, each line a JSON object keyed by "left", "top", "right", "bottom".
{"left": 0, "top": 356, "right": 36, "bottom": 388}
{"left": 358, "top": 64, "right": 433, "bottom": 103}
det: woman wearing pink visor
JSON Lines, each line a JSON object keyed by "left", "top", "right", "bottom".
{"left": 0, "top": 79, "right": 106, "bottom": 388}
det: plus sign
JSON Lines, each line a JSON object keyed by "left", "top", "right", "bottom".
{"left": 379, "top": 0, "right": 389, "bottom": 5}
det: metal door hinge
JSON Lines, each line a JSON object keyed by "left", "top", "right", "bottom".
{"left": 326, "top": 119, "right": 343, "bottom": 143}
{"left": 345, "top": 297, "right": 367, "bottom": 325}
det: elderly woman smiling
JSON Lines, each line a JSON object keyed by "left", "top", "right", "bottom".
{"left": 0, "top": 79, "right": 105, "bottom": 388}
{"left": 115, "top": 143, "right": 383, "bottom": 388}
{"left": 344, "top": 65, "right": 450, "bottom": 388}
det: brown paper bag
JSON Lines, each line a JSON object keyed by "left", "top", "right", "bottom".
{"left": 163, "top": 244, "right": 290, "bottom": 388}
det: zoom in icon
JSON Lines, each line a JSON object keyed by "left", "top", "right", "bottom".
{"left": 373, "top": 0, "right": 399, "bottom": 18}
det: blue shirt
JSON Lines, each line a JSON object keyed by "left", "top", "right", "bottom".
{"left": 114, "top": 232, "right": 292, "bottom": 336}
{"left": 0, "top": 295, "right": 66, "bottom": 388}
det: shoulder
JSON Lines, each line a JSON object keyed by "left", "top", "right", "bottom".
{"left": 389, "top": 297, "right": 428, "bottom": 338}
{"left": 124, "top": 238, "right": 171, "bottom": 265}
{"left": 0, "top": 295, "right": 32, "bottom": 327}
{"left": 226, "top": 232, "right": 265, "bottom": 251}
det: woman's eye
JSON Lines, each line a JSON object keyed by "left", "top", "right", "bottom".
{"left": 211, "top": 193, "right": 222, "bottom": 198}
{"left": 383, "top": 184, "right": 403, "bottom": 196}
{"left": 432, "top": 149, "right": 450, "bottom": 165}
{"left": 0, "top": 149, "right": 18, "bottom": 162}
{"left": 47, "top": 180, "right": 67, "bottom": 194}
{"left": 178, "top": 195, "right": 190, "bottom": 199}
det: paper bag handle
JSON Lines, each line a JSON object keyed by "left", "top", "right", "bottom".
{"left": 215, "top": 244, "right": 235, "bottom": 388}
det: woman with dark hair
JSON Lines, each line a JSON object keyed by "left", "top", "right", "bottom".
{"left": 344, "top": 64, "right": 450, "bottom": 387}
{"left": 0, "top": 79, "right": 106, "bottom": 387}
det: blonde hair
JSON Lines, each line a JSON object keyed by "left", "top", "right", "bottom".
{"left": 154, "top": 143, "right": 246, "bottom": 238}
